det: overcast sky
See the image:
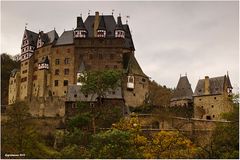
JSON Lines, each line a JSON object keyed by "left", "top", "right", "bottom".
{"left": 1, "top": 1, "right": 239, "bottom": 92}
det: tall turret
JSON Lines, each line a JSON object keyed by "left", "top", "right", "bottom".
{"left": 74, "top": 16, "right": 87, "bottom": 38}
{"left": 115, "top": 16, "right": 125, "bottom": 38}
{"left": 97, "top": 16, "right": 107, "bottom": 38}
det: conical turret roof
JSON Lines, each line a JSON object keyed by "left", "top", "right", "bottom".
{"left": 97, "top": 16, "right": 106, "bottom": 30}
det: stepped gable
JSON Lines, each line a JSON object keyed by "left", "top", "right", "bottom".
{"left": 193, "top": 75, "right": 232, "bottom": 96}
{"left": 171, "top": 76, "right": 193, "bottom": 101}
{"left": 25, "top": 29, "right": 38, "bottom": 47}
{"left": 55, "top": 30, "right": 74, "bottom": 46}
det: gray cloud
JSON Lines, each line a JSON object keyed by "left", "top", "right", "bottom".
{"left": 1, "top": 1, "right": 239, "bottom": 92}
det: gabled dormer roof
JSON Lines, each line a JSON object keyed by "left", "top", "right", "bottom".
{"left": 171, "top": 76, "right": 193, "bottom": 101}
{"left": 97, "top": 16, "right": 107, "bottom": 30}
{"left": 39, "top": 30, "right": 59, "bottom": 45}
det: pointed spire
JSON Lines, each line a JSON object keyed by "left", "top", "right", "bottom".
{"left": 76, "top": 16, "right": 86, "bottom": 30}
{"left": 97, "top": 16, "right": 106, "bottom": 30}
{"left": 115, "top": 15, "right": 124, "bottom": 30}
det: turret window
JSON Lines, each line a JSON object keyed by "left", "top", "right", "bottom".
{"left": 115, "top": 30, "right": 125, "bottom": 38}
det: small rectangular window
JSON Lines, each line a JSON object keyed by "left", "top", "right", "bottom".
{"left": 54, "top": 80, "right": 58, "bottom": 86}
{"left": 55, "top": 59, "right": 60, "bottom": 65}
{"left": 55, "top": 69, "right": 59, "bottom": 75}
{"left": 64, "top": 80, "right": 68, "bottom": 86}
{"left": 64, "top": 58, "right": 70, "bottom": 64}
{"left": 64, "top": 69, "right": 69, "bottom": 75}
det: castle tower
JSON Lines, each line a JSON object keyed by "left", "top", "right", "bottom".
{"left": 74, "top": 16, "right": 88, "bottom": 38}
{"left": 97, "top": 16, "right": 107, "bottom": 38}
{"left": 19, "top": 29, "right": 38, "bottom": 101}
{"left": 170, "top": 75, "right": 193, "bottom": 107}
{"left": 115, "top": 15, "right": 125, "bottom": 38}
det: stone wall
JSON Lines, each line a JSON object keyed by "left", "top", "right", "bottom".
{"left": 123, "top": 75, "right": 149, "bottom": 107}
{"left": 8, "top": 71, "right": 21, "bottom": 104}
{"left": 28, "top": 97, "right": 65, "bottom": 117}
{"left": 194, "top": 94, "right": 232, "bottom": 120}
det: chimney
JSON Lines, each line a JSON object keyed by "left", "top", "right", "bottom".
{"left": 204, "top": 76, "right": 210, "bottom": 95}
{"left": 94, "top": 11, "right": 100, "bottom": 37}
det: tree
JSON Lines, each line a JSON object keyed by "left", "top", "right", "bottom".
{"left": 1, "top": 101, "right": 60, "bottom": 158}
{"left": 144, "top": 131, "right": 198, "bottom": 159}
{"left": 79, "top": 69, "right": 122, "bottom": 133}
{"left": 90, "top": 129, "right": 143, "bottom": 159}
{"left": 147, "top": 80, "right": 173, "bottom": 107}
{"left": 1, "top": 53, "right": 20, "bottom": 105}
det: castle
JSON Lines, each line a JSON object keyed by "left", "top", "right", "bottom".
{"left": 170, "top": 74, "right": 233, "bottom": 120}
{"left": 8, "top": 11, "right": 233, "bottom": 120}
{"left": 8, "top": 12, "right": 149, "bottom": 117}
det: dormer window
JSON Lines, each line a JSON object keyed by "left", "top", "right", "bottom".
{"left": 97, "top": 30, "right": 106, "bottom": 38}
{"left": 74, "top": 30, "right": 87, "bottom": 38}
{"left": 115, "top": 30, "right": 125, "bottom": 38}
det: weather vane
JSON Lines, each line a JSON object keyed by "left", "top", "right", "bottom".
{"left": 88, "top": 10, "right": 91, "bottom": 16}
{"left": 25, "top": 23, "right": 28, "bottom": 29}
{"left": 126, "top": 15, "right": 130, "bottom": 24}
{"left": 112, "top": 9, "right": 115, "bottom": 15}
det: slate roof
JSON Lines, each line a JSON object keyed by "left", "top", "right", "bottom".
{"left": 123, "top": 54, "right": 147, "bottom": 77}
{"left": 54, "top": 15, "right": 135, "bottom": 49}
{"left": 39, "top": 56, "right": 49, "bottom": 64}
{"left": 47, "top": 30, "right": 59, "bottom": 43}
{"left": 55, "top": 30, "right": 74, "bottom": 46}
{"left": 193, "top": 75, "right": 232, "bottom": 96}
{"left": 84, "top": 15, "right": 116, "bottom": 37}
{"left": 75, "top": 17, "right": 86, "bottom": 30}
{"left": 171, "top": 76, "right": 193, "bottom": 101}
{"left": 25, "top": 29, "right": 38, "bottom": 47}
{"left": 66, "top": 85, "right": 123, "bottom": 102}
{"left": 123, "top": 24, "right": 135, "bottom": 50}
{"left": 97, "top": 16, "right": 107, "bottom": 30}
{"left": 115, "top": 16, "right": 124, "bottom": 30}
